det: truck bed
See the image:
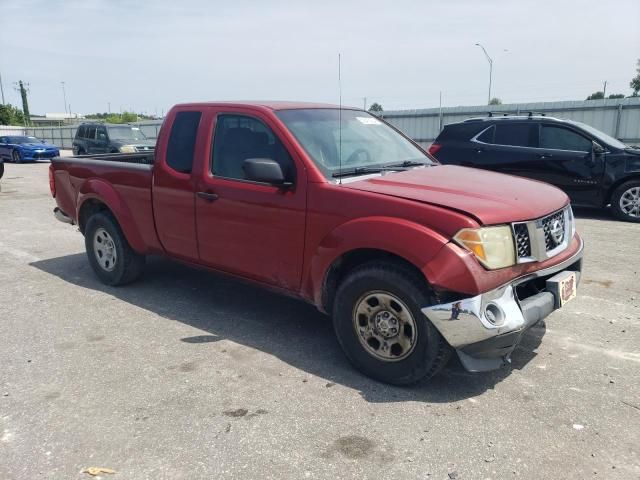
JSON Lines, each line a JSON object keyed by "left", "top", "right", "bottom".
{"left": 50, "top": 153, "right": 162, "bottom": 253}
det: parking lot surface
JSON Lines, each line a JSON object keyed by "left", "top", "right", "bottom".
{"left": 1, "top": 162, "right": 639, "bottom": 479}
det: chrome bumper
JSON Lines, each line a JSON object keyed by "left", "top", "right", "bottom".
{"left": 422, "top": 239, "right": 584, "bottom": 371}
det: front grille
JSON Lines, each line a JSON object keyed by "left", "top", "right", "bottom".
{"left": 513, "top": 223, "right": 531, "bottom": 257}
{"left": 512, "top": 206, "right": 572, "bottom": 263}
{"left": 541, "top": 210, "right": 566, "bottom": 251}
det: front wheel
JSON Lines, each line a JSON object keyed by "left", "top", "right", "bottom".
{"left": 611, "top": 180, "right": 640, "bottom": 223}
{"left": 84, "top": 212, "right": 145, "bottom": 286}
{"left": 332, "top": 261, "right": 451, "bottom": 385}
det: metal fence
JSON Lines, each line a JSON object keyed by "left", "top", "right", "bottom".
{"left": 0, "top": 120, "right": 164, "bottom": 150}
{"left": 381, "top": 97, "right": 640, "bottom": 148}
{"left": 2, "top": 98, "right": 639, "bottom": 150}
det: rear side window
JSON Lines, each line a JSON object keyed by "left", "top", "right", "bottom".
{"left": 540, "top": 125, "right": 591, "bottom": 152}
{"left": 494, "top": 123, "right": 535, "bottom": 147}
{"left": 77, "top": 126, "right": 85, "bottom": 138}
{"left": 476, "top": 125, "right": 495, "bottom": 143}
{"left": 86, "top": 126, "right": 97, "bottom": 140}
{"left": 166, "top": 111, "right": 202, "bottom": 173}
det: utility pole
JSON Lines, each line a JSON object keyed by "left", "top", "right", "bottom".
{"left": 61, "top": 81, "right": 68, "bottom": 116}
{"left": 603, "top": 80, "right": 607, "bottom": 99}
{"left": 14, "top": 80, "right": 31, "bottom": 126}
{"left": 363, "top": 97, "right": 367, "bottom": 110}
{"left": 108, "top": 102, "right": 111, "bottom": 113}
{"left": 438, "top": 91, "right": 443, "bottom": 132}
{"left": 475, "top": 43, "right": 493, "bottom": 104}
{"left": 0, "top": 71, "right": 5, "bottom": 104}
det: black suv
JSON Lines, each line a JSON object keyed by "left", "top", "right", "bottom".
{"left": 73, "top": 123, "right": 155, "bottom": 155}
{"left": 430, "top": 115, "right": 640, "bottom": 222}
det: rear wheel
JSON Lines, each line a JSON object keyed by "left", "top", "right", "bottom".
{"left": 12, "top": 150, "right": 22, "bottom": 163}
{"left": 332, "top": 261, "right": 451, "bottom": 385}
{"left": 611, "top": 180, "right": 640, "bottom": 223}
{"left": 84, "top": 212, "right": 145, "bottom": 285}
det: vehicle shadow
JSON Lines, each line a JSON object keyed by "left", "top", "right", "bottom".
{"left": 30, "top": 253, "right": 544, "bottom": 404}
{"left": 572, "top": 206, "right": 613, "bottom": 221}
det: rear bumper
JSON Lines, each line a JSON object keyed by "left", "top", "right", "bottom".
{"left": 53, "top": 207, "right": 75, "bottom": 225}
{"left": 422, "top": 238, "right": 584, "bottom": 372}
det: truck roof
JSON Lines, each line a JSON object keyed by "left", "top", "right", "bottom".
{"left": 172, "top": 101, "right": 351, "bottom": 111}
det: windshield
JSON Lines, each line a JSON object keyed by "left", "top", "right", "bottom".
{"left": 8, "top": 136, "right": 41, "bottom": 144}
{"left": 570, "top": 121, "right": 627, "bottom": 149}
{"left": 107, "top": 126, "right": 148, "bottom": 141}
{"left": 276, "top": 109, "right": 433, "bottom": 178}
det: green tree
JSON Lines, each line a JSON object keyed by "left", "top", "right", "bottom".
{"left": 631, "top": 59, "right": 640, "bottom": 96}
{"left": 368, "top": 103, "right": 383, "bottom": 114}
{"left": 86, "top": 111, "right": 151, "bottom": 123}
{"left": 0, "top": 104, "right": 26, "bottom": 126}
{"left": 586, "top": 91, "right": 605, "bottom": 100}
{"left": 608, "top": 93, "right": 625, "bottom": 99}
{"left": 489, "top": 97, "right": 502, "bottom": 105}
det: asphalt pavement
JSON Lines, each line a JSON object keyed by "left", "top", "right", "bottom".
{"left": 1, "top": 162, "right": 639, "bottom": 479}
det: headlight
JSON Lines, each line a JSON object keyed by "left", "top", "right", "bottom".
{"left": 119, "top": 145, "right": 136, "bottom": 153}
{"left": 453, "top": 225, "right": 516, "bottom": 270}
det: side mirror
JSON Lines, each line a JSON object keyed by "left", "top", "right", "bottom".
{"left": 243, "top": 158, "right": 292, "bottom": 187}
{"left": 592, "top": 141, "right": 604, "bottom": 154}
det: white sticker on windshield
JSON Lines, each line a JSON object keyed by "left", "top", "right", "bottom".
{"left": 356, "top": 117, "right": 381, "bottom": 125}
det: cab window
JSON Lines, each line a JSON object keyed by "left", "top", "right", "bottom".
{"left": 166, "top": 111, "right": 202, "bottom": 173}
{"left": 211, "top": 114, "right": 294, "bottom": 182}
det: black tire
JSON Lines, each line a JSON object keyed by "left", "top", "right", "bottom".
{"left": 610, "top": 180, "right": 640, "bottom": 223}
{"left": 0, "top": 161, "right": 4, "bottom": 179}
{"left": 332, "top": 261, "right": 452, "bottom": 385}
{"left": 12, "top": 150, "right": 22, "bottom": 164}
{"left": 76, "top": 148, "right": 85, "bottom": 156}
{"left": 84, "top": 212, "right": 145, "bottom": 286}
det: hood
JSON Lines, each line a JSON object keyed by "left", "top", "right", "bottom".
{"left": 110, "top": 139, "right": 155, "bottom": 147}
{"left": 343, "top": 165, "right": 569, "bottom": 225}
{"left": 22, "top": 142, "right": 54, "bottom": 149}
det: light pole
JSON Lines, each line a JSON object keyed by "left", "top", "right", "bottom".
{"left": 475, "top": 43, "right": 493, "bottom": 105}
{"left": 61, "top": 82, "right": 68, "bottom": 116}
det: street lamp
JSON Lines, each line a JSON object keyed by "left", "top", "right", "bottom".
{"left": 475, "top": 43, "right": 493, "bottom": 105}
{"left": 61, "top": 82, "right": 68, "bottom": 116}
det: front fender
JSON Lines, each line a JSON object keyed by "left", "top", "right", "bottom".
{"left": 305, "top": 216, "right": 450, "bottom": 307}
{"left": 77, "top": 178, "right": 147, "bottom": 253}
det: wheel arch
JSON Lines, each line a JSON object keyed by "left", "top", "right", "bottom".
{"left": 307, "top": 216, "right": 449, "bottom": 314}
{"left": 606, "top": 174, "right": 640, "bottom": 205}
{"left": 76, "top": 180, "right": 147, "bottom": 253}
{"left": 320, "top": 248, "right": 432, "bottom": 315}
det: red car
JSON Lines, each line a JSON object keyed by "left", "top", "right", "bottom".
{"left": 50, "top": 101, "right": 584, "bottom": 385}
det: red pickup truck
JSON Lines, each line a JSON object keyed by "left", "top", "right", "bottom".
{"left": 50, "top": 102, "right": 584, "bottom": 384}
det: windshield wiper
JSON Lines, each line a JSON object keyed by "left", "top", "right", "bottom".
{"left": 384, "top": 159, "right": 430, "bottom": 168}
{"left": 332, "top": 166, "right": 407, "bottom": 178}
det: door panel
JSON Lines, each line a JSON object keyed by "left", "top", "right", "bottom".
{"left": 519, "top": 124, "right": 604, "bottom": 206}
{"left": 195, "top": 110, "right": 306, "bottom": 291}
{"left": 152, "top": 109, "right": 204, "bottom": 261}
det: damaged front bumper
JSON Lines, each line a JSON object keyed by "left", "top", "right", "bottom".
{"left": 422, "top": 239, "right": 584, "bottom": 372}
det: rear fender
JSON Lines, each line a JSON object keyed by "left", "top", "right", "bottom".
{"left": 305, "top": 216, "right": 450, "bottom": 307}
{"left": 77, "top": 178, "right": 147, "bottom": 253}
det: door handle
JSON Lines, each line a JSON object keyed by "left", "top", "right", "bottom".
{"left": 196, "top": 191, "right": 219, "bottom": 202}
{"left": 538, "top": 153, "right": 553, "bottom": 159}
{"left": 475, "top": 148, "right": 484, "bottom": 154}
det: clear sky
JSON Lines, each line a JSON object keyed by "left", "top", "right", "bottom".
{"left": 1, "top": 0, "right": 638, "bottom": 115}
